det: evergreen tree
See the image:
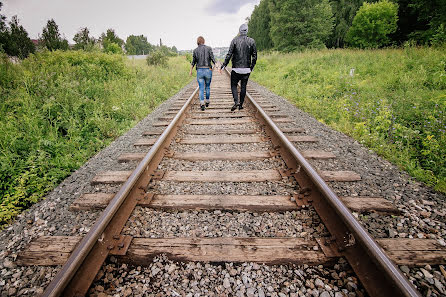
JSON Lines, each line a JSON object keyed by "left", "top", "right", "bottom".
{"left": 73, "top": 27, "right": 96, "bottom": 51}
{"left": 269, "top": 0, "right": 334, "bottom": 51}
{"left": 125, "top": 34, "right": 153, "bottom": 55}
{"left": 248, "top": 0, "right": 273, "bottom": 51}
{"left": 40, "top": 19, "right": 69, "bottom": 51}
{"left": 5, "top": 16, "right": 35, "bottom": 58}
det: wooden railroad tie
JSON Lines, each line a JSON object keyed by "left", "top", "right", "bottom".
{"left": 17, "top": 236, "right": 446, "bottom": 267}
{"left": 70, "top": 193, "right": 400, "bottom": 215}
{"left": 118, "top": 150, "right": 334, "bottom": 163}
{"left": 90, "top": 169, "right": 361, "bottom": 185}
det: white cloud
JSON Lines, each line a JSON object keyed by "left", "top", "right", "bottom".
{"left": 2, "top": 0, "right": 259, "bottom": 50}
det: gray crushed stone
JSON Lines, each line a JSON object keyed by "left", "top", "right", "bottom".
{"left": 0, "top": 81, "right": 197, "bottom": 296}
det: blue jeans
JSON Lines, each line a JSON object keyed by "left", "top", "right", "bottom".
{"left": 197, "top": 68, "right": 212, "bottom": 105}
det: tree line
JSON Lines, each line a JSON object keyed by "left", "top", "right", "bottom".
{"left": 248, "top": 0, "right": 446, "bottom": 51}
{"left": 0, "top": 2, "right": 178, "bottom": 59}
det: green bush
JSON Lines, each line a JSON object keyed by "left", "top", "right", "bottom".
{"left": 251, "top": 48, "right": 446, "bottom": 193}
{"left": 346, "top": 0, "right": 398, "bottom": 48}
{"left": 0, "top": 51, "right": 191, "bottom": 226}
{"left": 104, "top": 42, "right": 123, "bottom": 54}
{"left": 146, "top": 50, "right": 168, "bottom": 66}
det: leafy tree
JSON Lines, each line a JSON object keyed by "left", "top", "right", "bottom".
{"left": 73, "top": 27, "right": 96, "bottom": 51}
{"left": 4, "top": 16, "right": 35, "bottom": 59}
{"left": 146, "top": 50, "right": 167, "bottom": 66}
{"left": 103, "top": 42, "right": 123, "bottom": 54}
{"left": 100, "top": 29, "right": 124, "bottom": 53}
{"left": 269, "top": 0, "right": 334, "bottom": 51}
{"left": 125, "top": 34, "right": 152, "bottom": 55}
{"left": 405, "top": 0, "right": 446, "bottom": 44}
{"left": 0, "top": 1, "right": 7, "bottom": 52}
{"left": 40, "top": 19, "right": 69, "bottom": 51}
{"left": 248, "top": 0, "right": 274, "bottom": 51}
{"left": 171, "top": 46, "right": 178, "bottom": 53}
{"left": 346, "top": 0, "right": 398, "bottom": 48}
{"left": 328, "top": 0, "right": 375, "bottom": 48}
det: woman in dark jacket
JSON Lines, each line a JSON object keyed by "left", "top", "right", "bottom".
{"left": 189, "top": 36, "right": 216, "bottom": 111}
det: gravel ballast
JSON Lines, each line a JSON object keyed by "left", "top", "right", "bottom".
{"left": 1, "top": 74, "right": 446, "bottom": 296}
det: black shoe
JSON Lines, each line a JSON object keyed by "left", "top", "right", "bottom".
{"left": 231, "top": 104, "right": 239, "bottom": 111}
{"left": 205, "top": 102, "right": 209, "bottom": 107}
{"left": 201, "top": 105, "right": 205, "bottom": 111}
{"left": 238, "top": 105, "right": 244, "bottom": 110}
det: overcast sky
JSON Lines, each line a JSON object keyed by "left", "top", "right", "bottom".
{"left": 2, "top": 0, "right": 260, "bottom": 50}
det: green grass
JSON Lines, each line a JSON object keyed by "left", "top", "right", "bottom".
{"left": 0, "top": 51, "right": 192, "bottom": 226}
{"left": 251, "top": 47, "right": 446, "bottom": 193}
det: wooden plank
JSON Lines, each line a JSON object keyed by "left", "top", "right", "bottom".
{"left": 18, "top": 236, "right": 446, "bottom": 267}
{"left": 118, "top": 153, "right": 146, "bottom": 163}
{"left": 190, "top": 114, "right": 250, "bottom": 119}
{"left": 146, "top": 194, "right": 296, "bottom": 211}
{"left": 170, "top": 151, "right": 271, "bottom": 161}
{"left": 199, "top": 109, "right": 255, "bottom": 114}
{"left": 180, "top": 136, "right": 264, "bottom": 144}
{"left": 160, "top": 114, "right": 250, "bottom": 121}
{"left": 319, "top": 171, "right": 361, "bottom": 182}
{"left": 188, "top": 119, "right": 253, "bottom": 125}
{"left": 70, "top": 193, "right": 114, "bottom": 210}
{"left": 287, "top": 136, "right": 319, "bottom": 142}
{"left": 16, "top": 236, "right": 82, "bottom": 266}
{"left": 153, "top": 121, "right": 170, "bottom": 127}
{"left": 134, "top": 138, "right": 158, "bottom": 146}
{"left": 142, "top": 130, "right": 164, "bottom": 136}
{"left": 185, "top": 129, "right": 258, "bottom": 135}
{"left": 161, "top": 170, "right": 281, "bottom": 182}
{"left": 340, "top": 197, "right": 400, "bottom": 214}
{"left": 301, "top": 150, "right": 336, "bottom": 159}
{"left": 377, "top": 239, "right": 446, "bottom": 266}
{"left": 91, "top": 171, "right": 132, "bottom": 185}
{"left": 121, "top": 237, "right": 334, "bottom": 265}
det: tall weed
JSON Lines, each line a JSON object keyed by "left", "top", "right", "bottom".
{"left": 251, "top": 48, "right": 446, "bottom": 193}
{"left": 0, "top": 51, "right": 191, "bottom": 226}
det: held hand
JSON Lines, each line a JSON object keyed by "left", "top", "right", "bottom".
{"left": 189, "top": 70, "right": 192, "bottom": 76}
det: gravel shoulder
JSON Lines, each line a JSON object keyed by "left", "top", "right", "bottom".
{"left": 1, "top": 76, "right": 445, "bottom": 296}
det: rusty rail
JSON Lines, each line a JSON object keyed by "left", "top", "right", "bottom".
{"left": 223, "top": 68, "right": 420, "bottom": 297}
{"left": 42, "top": 86, "right": 199, "bottom": 297}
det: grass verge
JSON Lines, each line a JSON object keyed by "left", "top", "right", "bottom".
{"left": 0, "top": 51, "right": 192, "bottom": 227}
{"left": 251, "top": 47, "right": 445, "bottom": 193}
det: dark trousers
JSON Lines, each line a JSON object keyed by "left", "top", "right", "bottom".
{"left": 230, "top": 70, "right": 250, "bottom": 106}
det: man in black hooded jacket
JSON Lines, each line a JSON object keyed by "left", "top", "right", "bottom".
{"left": 220, "top": 23, "right": 257, "bottom": 111}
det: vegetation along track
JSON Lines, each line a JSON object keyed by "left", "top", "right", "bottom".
{"left": 16, "top": 69, "right": 446, "bottom": 297}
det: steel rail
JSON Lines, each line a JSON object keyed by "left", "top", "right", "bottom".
{"left": 43, "top": 86, "right": 199, "bottom": 297}
{"left": 224, "top": 68, "right": 420, "bottom": 297}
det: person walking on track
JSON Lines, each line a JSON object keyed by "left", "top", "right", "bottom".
{"left": 190, "top": 36, "right": 216, "bottom": 111}
{"left": 220, "top": 23, "right": 257, "bottom": 111}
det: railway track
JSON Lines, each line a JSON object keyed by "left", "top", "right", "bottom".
{"left": 16, "top": 69, "right": 446, "bottom": 296}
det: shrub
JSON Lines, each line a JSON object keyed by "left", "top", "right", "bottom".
{"left": 146, "top": 50, "right": 167, "bottom": 66}
{"left": 0, "top": 51, "right": 191, "bottom": 227}
{"left": 251, "top": 48, "right": 446, "bottom": 193}
{"left": 346, "top": 0, "right": 398, "bottom": 48}
{"left": 104, "top": 42, "right": 123, "bottom": 54}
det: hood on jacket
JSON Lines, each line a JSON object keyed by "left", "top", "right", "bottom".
{"left": 239, "top": 24, "right": 248, "bottom": 36}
